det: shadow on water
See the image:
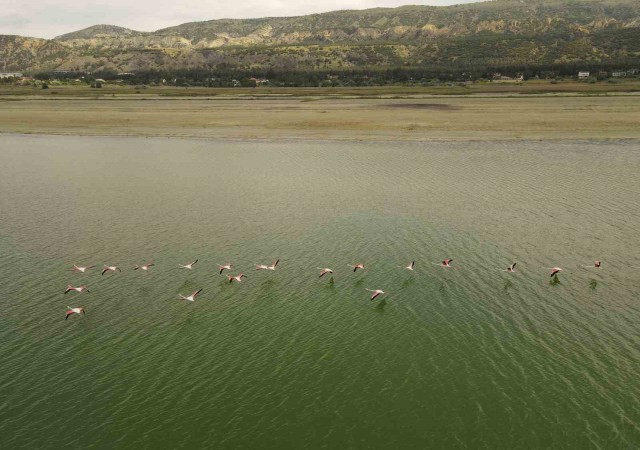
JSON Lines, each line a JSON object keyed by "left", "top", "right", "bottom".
{"left": 324, "top": 277, "right": 336, "bottom": 291}
{"left": 138, "top": 285, "right": 151, "bottom": 296}
{"left": 257, "top": 279, "right": 277, "bottom": 299}
{"left": 550, "top": 276, "right": 561, "bottom": 286}
{"left": 402, "top": 277, "right": 416, "bottom": 289}
{"left": 503, "top": 280, "right": 513, "bottom": 292}
{"left": 261, "top": 279, "right": 275, "bottom": 288}
{"left": 589, "top": 279, "right": 598, "bottom": 290}
{"left": 374, "top": 298, "right": 387, "bottom": 313}
{"left": 354, "top": 278, "right": 364, "bottom": 287}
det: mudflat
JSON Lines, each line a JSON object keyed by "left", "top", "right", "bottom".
{"left": 1, "top": 94, "right": 639, "bottom": 141}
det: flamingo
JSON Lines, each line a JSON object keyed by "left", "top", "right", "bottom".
{"left": 64, "top": 285, "right": 90, "bottom": 294}
{"left": 102, "top": 265, "right": 121, "bottom": 275}
{"left": 582, "top": 260, "right": 601, "bottom": 269}
{"left": 134, "top": 263, "right": 154, "bottom": 271}
{"left": 549, "top": 267, "right": 562, "bottom": 277}
{"left": 349, "top": 263, "right": 364, "bottom": 272}
{"left": 256, "top": 259, "right": 279, "bottom": 271}
{"left": 178, "top": 259, "right": 198, "bottom": 270}
{"left": 435, "top": 259, "right": 453, "bottom": 268}
{"left": 318, "top": 268, "right": 333, "bottom": 278}
{"left": 217, "top": 263, "right": 233, "bottom": 274}
{"left": 227, "top": 273, "right": 246, "bottom": 283}
{"left": 65, "top": 307, "right": 85, "bottom": 320}
{"left": 504, "top": 263, "right": 517, "bottom": 273}
{"left": 177, "top": 288, "right": 202, "bottom": 302}
{"left": 366, "top": 289, "right": 386, "bottom": 301}
{"left": 72, "top": 264, "right": 95, "bottom": 273}
{"left": 401, "top": 261, "right": 415, "bottom": 271}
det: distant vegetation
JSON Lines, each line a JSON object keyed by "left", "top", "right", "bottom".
{"left": 21, "top": 62, "right": 639, "bottom": 88}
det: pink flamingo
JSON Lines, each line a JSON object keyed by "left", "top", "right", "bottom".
{"left": 401, "top": 261, "right": 415, "bottom": 271}
{"left": 177, "top": 288, "right": 202, "bottom": 302}
{"left": 582, "top": 260, "right": 601, "bottom": 269}
{"left": 256, "top": 259, "right": 279, "bottom": 271}
{"left": 366, "top": 289, "right": 386, "bottom": 301}
{"left": 102, "top": 265, "right": 121, "bottom": 275}
{"left": 65, "top": 307, "right": 85, "bottom": 320}
{"left": 227, "top": 273, "right": 246, "bottom": 283}
{"left": 64, "top": 285, "right": 90, "bottom": 294}
{"left": 178, "top": 259, "right": 198, "bottom": 270}
{"left": 549, "top": 267, "right": 562, "bottom": 277}
{"left": 72, "top": 264, "right": 95, "bottom": 273}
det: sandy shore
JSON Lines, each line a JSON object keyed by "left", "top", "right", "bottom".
{"left": 1, "top": 96, "right": 639, "bottom": 141}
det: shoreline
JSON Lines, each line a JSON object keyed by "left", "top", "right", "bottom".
{"left": 4, "top": 131, "right": 640, "bottom": 145}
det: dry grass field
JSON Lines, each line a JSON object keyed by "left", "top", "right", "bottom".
{"left": 1, "top": 83, "right": 639, "bottom": 141}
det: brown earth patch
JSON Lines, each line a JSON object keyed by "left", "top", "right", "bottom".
{"left": 384, "top": 103, "right": 460, "bottom": 110}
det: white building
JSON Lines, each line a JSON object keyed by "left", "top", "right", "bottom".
{"left": 578, "top": 71, "right": 590, "bottom": 79}
{"left": 0, "top": 72, "right": 23, "bottom": 78}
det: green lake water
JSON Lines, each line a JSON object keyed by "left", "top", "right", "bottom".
{"left": 1, "top": 135, "right": 640, "bottom": 448}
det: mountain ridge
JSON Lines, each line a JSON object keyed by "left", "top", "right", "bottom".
{"left": 55, "top": 25, "right": 145, "bottom": 41}
{"left": 1, "top": 0, "right": 639, "bottom": 73}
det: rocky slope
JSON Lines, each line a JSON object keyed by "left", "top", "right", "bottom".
{"left": 1, "top": 0, "right": 639, "bottom": 72}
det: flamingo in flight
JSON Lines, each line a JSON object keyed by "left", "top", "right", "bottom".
{"left": 178, "top": 259, "right": 198, "bottom": 270}
{"left": 582, "top": 260, "right": 601, "bottom": 269}
{"left": 401, "top": 261, "right": 415, "bottom": 271}
{"left": 366, "top": 289, "right": 386, "bottom": 301}
{"left": 177, "top": 288, "right": 202, "bottom": 302}
{"left": 65, "top": 307, "right": 85, "bottom": 320}
{"left": 436, "top": 259, "right": 453, "bottom": 268}
{"left": 72, "top": 264, "right": 95, "bottom": 273}
{"left": 102, "top": 265, "right": 121, "bottom": 275}
{"left": 64, "top": 285, "right": 90, "bottom": 294}
{"left": 256, "top": 259, "right": 279, "bottom": 271}
{"left": 227, "top": 273, "right": 246, "bottom": 283}
{"left": 217, "top": 263, "right": 233, "bottom": 274}
{"left": 318, "top": 268, "right": 333, "bottom": 278}
{"left": 134, "top": 263, "right": 154, "bottom": 271}
{"left": 549, "top": 267, "right": 563, "bottom": 277}
{"left": 504, "top": 263, "right": 517, "bottom": 273}
{"left": 349, "top": 263, "right": 364, "bottom": 273}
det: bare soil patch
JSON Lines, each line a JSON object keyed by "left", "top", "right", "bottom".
{"left": 383, "top": 103, "right": 460, "bottom": 110}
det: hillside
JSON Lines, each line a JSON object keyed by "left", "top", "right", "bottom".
{"left": 1, "top": 0, "right": 639, "bottom": 73}
{"left": 0, "top": 35, "right": 69, "bottom": 72}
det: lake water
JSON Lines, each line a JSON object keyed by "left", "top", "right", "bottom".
{"left": 1, "top": 134, "right": 640, "bottom": 448}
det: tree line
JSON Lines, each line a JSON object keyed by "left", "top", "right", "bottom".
{"left": 30, "top": 60, "right": 640, "bottom": 87}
